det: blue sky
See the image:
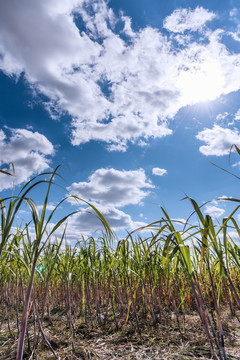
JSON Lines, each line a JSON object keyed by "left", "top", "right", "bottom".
{"left": 1, "top": 0, "right": 240, "bottom": 241}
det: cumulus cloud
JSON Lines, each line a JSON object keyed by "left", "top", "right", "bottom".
{"left": 230, "top": 8, "right": 238, "bottom": 17}
{"left": 66, "top": 167, "right": 153, "bottom": 232}
{"left": 196, "top": 125, "right": 240, "bottom": 156}
{"left": 204, "top": 205, "right": 225, "bottom": 219}
{"left": 216, "top": 112, "right": 229, "bottom": 122}
{"left": 63, "top": 205, "right": 146, "bottom": 237}
{"left": 152, "top": 167, "right": 167, "bottom": 176}
{"left": 229, "top": 28, "right": 240, "bottom": 42}
{"left": 218, "top": 195, "right": 231, "bottom": 201}
{"left": 1, "top": 1, "right": 240, "bottom": 150}
{"left": 163, "top": 7, "right": 215, "bottom": 33}
{"left": 68, "top": 168, "right": 153, "bottom": 207}
{"left": 43, "top": 203, "right": 148, "bottom": 241}
{"left": 0, "top": 128, "right": 54, "bottom": 190}
{"left": 234, "top": 109, "right": 240, "bottom": 121}
{"left": 37, "top": 204, "right": 56, "bottom": 211}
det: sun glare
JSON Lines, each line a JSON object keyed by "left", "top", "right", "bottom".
{"left": 178, "top": 61, "right": 224, "bottom": 104}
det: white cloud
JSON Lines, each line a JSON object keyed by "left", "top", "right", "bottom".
{"left": 229, "top": 27, "right": 240, "bottom": 42}
{"left": 0, "top": 128, "right": 54, "bottom": 191}
{"left": 121, "top": 14, "right": 136, "bottom": 38}
{"left": 138, "top": 139, "right": 148, "bottom": 147}
{"left": 1, "top": 2, "right": 240, "bottom": 150}
{"left": 234, "top": 109, "right": 240, "bottom": 121}
{"left": 163, "top": 7, "right": 215, "bottom": 33}
{"left": 232, "top": 161, "right": 240, "bottom": 168}
{"left": 152, "top": 168, "right": 167, "bottom": 176}
{"left": 216, "top": 112, "right": 229, "bottom": 122}
{"left": 68, "top": 168, "right": 153, "bottom": 208}
{"left": 230, "top": 8, "right": 238, "bottom": 17}
{"left": 196, "top": 125, "right": 240, "bottom": 156}
{"left": 66, "top": 167, "right": 153, "bottom": 232}
{"left": 226, "top": 231, "right": 240, "bottom": 242}
{"left": 204, "top": 205, "right": 225, "bottom": 219}
{"left": 209, "top": 199, "right": 218, "bottom": 206}
{"left": 172, "top": 218, "right": 187, "bottom": 224}
{"left": 218, "top": 195, "right": 231, "bottom": 201}
{"left": 64, "top": 205, "right": 146, "bottom": 236}
{"left": 43, "top": 206, "right": 147, "bottom": 242}
{"left": 37, "top": 204, "right": 56, "bottom": 211}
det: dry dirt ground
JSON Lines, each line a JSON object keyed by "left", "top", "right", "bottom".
{"left": 1, "top": 311, "right": 240, "bottom": 360}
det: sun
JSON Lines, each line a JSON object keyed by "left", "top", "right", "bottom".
{"left": 177, "top": 60, "right": 224, "bottom": 104}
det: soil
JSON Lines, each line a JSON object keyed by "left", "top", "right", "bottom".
{"left": 1, "top": 310, "right": 240, "bottom": 360}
